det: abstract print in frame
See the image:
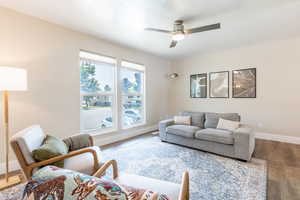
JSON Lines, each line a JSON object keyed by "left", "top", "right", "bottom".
{"left": 232, "top": 68, "right": 256, "bottom": 98}
{"left": 190, "top": 73, "right": 207, "bottom": 98}
{"left": 209, "top": 71, "right": 229, "bottom": 98}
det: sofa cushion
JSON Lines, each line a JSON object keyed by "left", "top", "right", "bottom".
{"left": 180, "top": 111, "right": 205, "bottom": 128}
{"left": 195, "top": 128, "right": 234, "bottom": 145}
{"left": 166, "top": 125, "right": 200, "bottom": 138}
{"left": 204, "top": 113, "right": 240, "bottom": 129}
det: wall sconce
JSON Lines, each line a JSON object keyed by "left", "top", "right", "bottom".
{"left": 168, "top": 73, "right": 179, "bottom": 79}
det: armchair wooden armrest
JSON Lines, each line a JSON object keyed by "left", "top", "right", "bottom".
{"left": 28, "top": 148, "right": 100, "bottom": 176}
{"left": 93, "top": 160, "right": 189, "bottom": 200}
{"left": 93, "top": 159, "right": 118, "bottom": 179}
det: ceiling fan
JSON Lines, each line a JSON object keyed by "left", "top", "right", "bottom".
{"left": 145, "top": 20, "right": 221, "bottom": 48}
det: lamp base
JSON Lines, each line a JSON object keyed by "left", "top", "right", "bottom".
{"left": 0, "top": 175, "right": 21, "bottom": 190}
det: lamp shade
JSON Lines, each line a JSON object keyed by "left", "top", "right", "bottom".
{"left": 0, "top": 67, "right": 27, "bottom": 91}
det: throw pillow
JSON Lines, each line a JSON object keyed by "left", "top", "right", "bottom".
{"left": 174, "top": 115, "right": 191, "bottom": 125}
{"left": 32, "top": 135, "right": 68, "bottom": 168}
{"left": 217, "top": 118, "right": 240, "bottom": 131}
{"left": 204, "top": 113, "right": 240, "bottom": 129}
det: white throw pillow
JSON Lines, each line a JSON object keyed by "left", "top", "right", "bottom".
{"left": 174, "top": 116, "right": 191, "bottom": 125}
{"left": 217, "top": 118, "right": 240, "bottom": 131}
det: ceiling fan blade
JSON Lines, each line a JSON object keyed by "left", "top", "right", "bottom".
{"left": 185, "top": 23, "right": 221, "bottom": 34}
{"left": 169, "top": 40, "right": 177, "bottom": 48}
{"left": 144, "top": 28, "right": 172, "bottom": 34}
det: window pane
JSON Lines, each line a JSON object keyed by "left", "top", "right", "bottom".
{"left": 80, "top": 95, "right": 113, "bottom": 130}
{"left": 80, "top": 60, "right": 114, "bottom": 93}
{"left": 122, "top": 95, "right": 143, "bottom": 127}
{"left": 80, "top": 52, "right": 116, "bottom": 132}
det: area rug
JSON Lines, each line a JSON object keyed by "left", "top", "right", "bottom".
{"left": 102, "top": 136, "right": 267, "bottom": 200}
{"left": 0, "top": 135, "right": 267, "bottom": 200}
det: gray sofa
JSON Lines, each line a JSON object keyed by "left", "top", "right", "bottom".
{"left": 159, "top": 111, "right": 255, "bottom": 161}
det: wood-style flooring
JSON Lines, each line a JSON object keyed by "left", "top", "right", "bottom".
{"left": 1, "top": 134, "right": 300, "bottom": 200}
{"left": 253, "top": 139, "right": 300, "bottom": 200}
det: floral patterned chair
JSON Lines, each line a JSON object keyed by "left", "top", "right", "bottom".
{"left": 23, "top": 160, "right": 189, "bottom": 200}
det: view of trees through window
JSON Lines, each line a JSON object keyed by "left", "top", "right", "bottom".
{"left": 80, "top": 59, "right": 115, "bottom": 131}
{"left": 80, "top": 51, "right": 145, "bottom": 132}
{"left": 121, "top": 64, "right": 144, "bottom": 128}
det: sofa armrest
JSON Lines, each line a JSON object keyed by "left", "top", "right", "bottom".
{"left": 159, "top": 119, "right": 174, "bottom": 139}
{"left": 233, "top": 125, "right": 255, "bottom": 161}
{"left": 63, "top": 133, "right": 94, "bottom": 151}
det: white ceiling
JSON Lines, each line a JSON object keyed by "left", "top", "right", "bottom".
{"left": 1, "top": 0, "right": 300, "bottom": 59}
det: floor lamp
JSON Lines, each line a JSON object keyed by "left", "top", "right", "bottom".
{"left": 0, "top": 67, "right": 27, "bottom": 190}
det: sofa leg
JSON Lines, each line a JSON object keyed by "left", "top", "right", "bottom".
{"left": 237, "top": 158, "right": 248, "bottom": 162}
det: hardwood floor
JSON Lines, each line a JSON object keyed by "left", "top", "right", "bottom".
{"left": 2, "top": 134, "right": 300, "bottom": 200}
{"left": 253, "top": 139, "right": 300, "bottom": 200}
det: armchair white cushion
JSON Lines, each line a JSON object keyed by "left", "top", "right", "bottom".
{"left": 64, "top": 146, "right": 102, "bottom": 175}
{"left": 115, "top": 173, "right": 181, "bottom": 200}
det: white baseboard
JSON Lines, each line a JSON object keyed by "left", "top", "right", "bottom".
{"left": 255, "top": 132, "right": 300, "bottom": 144}
{"left": 0, "top": 160, "right": 20, "bottom": 175}
{"left": 95, "top": 125, "right": 158, "bottom": 146}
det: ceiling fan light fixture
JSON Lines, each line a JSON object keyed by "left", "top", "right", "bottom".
{"left": 172, "top": 32, "right": 185, "bottom": 41}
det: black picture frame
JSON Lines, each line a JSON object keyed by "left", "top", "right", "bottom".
{"left": 190, "top": 73, "right": 207, "bottom": 98}
{"left": 232, "top": 68, "right": 256, "bottom": 98}
{"left": 209, "top": 71, "right": 229, "bottom": 98}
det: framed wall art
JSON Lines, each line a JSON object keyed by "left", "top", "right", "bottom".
{"left": 209, "top": 71, "right": 229, "bottom": 98}
{"left": 190, "top": 73, "right": 207, "bottom": 98}
{"left": 232, "top": 68, "right": 256, "bottom": 98}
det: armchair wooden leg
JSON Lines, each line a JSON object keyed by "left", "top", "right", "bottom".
{"left": 179, "top": 171, "right": 189, "bottom": 200}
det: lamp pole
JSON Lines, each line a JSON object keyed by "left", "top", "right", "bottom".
{"left": 3, "top": 91, "right": 9, "bottom": 182}
{"left": 0, "top": 66, "right": 26, "bottom": 190}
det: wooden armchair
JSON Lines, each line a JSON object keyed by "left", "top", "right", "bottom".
{"left": 10, "top": 125, "right": 101, "bottom": 179}
{"left": 93, "top": 160, "right": 189, "bottom": 200}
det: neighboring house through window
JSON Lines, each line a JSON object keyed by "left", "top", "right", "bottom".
{"left": 80, "top": 51, "right": 117, "bottom": 132}
{"left": 120, "top": 61, "right": 145, "bottom": 128}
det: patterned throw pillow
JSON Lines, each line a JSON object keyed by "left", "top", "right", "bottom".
{"left": 23, "top": 166, "right": 171, "bottom": 200}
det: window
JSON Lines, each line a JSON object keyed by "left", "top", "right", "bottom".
{"left": 80, "top": 51, "right": 117, "bottom": 132}
{"left": 120, "top": 61, "right": 145, "bottom": 128}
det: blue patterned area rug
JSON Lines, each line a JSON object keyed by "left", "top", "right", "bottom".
{"left": 0, "top": 135, "right": 266, "bottom": 200}
{"left": 103, "top": 135, "right": 267, "bottom": 200}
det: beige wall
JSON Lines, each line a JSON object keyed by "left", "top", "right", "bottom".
{"left": 0, "top": 7, "right": 171, "bottom": 163}
{"left": 170, "top": 36, "right": 300, "bottom": 138}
